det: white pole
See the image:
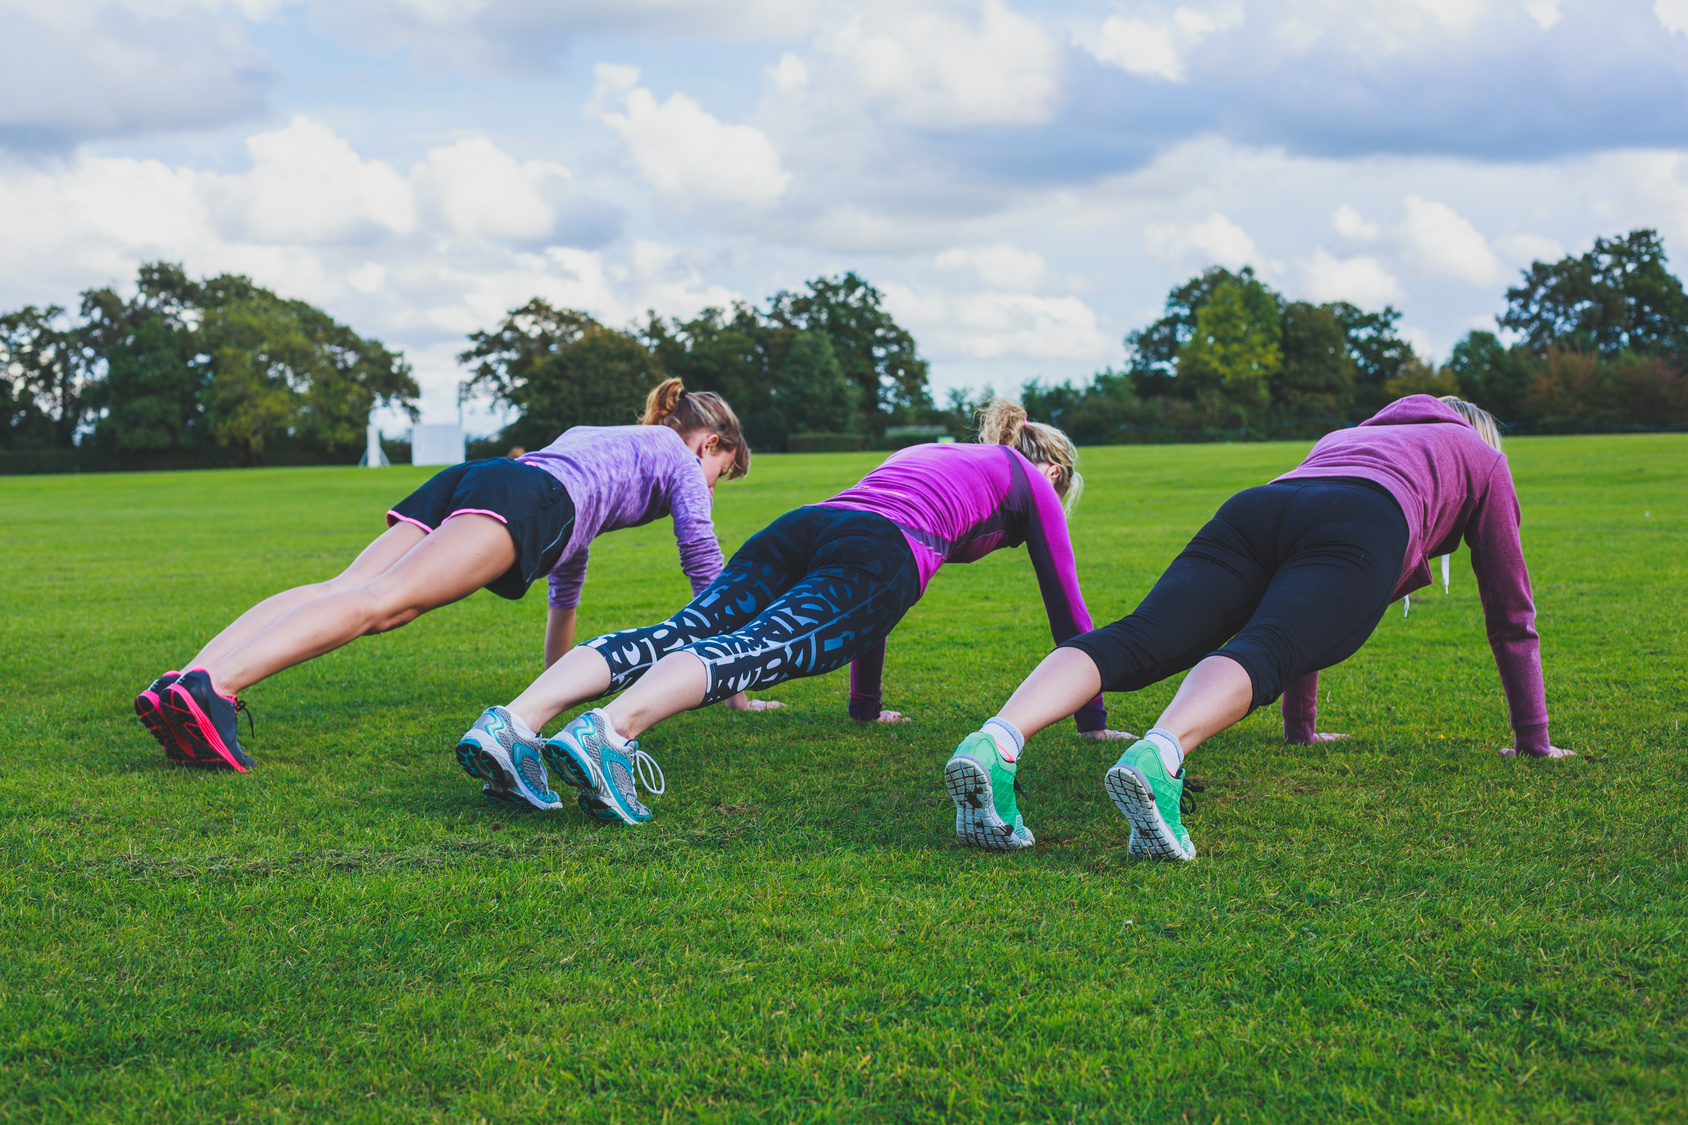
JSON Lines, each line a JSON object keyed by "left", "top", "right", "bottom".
{"left": 365, "top": 420, "right": 388, "bottom": 468}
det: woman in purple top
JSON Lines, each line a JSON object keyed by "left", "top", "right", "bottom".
{"left": 463, "top": 400, "right": 1123, "bottom": 825}
{"left": 132, "top": 379, "right": 748, "bottom": 776}
{"left": 945, "top": 395, "right": 1570, "bottom": 860}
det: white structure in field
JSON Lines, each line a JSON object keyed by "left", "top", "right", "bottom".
{"left": 360, "top": 421, "right": 390, "bottom": 467}
{"left": 412, "top": 424, "right": 466, "bottom": 466}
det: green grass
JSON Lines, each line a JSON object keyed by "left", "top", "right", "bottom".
{"left": 1, "top": 436, "right": 1684, "bottom": 1123}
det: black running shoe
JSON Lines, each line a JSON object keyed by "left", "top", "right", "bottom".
{"left": 161, "top": 668, "right": 256, "bottom": 772}
{"left": 136, "top": 671, "right": 193, "bottom": 763}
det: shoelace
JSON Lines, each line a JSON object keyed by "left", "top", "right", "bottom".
{"left": 233, "top": 698, "right": 255, "bottom": 738}
{"left": 628, "top": 748, "right": 666, "bottom": 796}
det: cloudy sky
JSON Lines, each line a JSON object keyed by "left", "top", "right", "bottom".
{"left": 5, "top": 0, "right": 1688, "bottom": 432}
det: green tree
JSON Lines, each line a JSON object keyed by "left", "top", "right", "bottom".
{"left": 1445, "top": 330, "right": 1532, "bottom": 421}
{"left": 461, "top": 300, "right": 663, "bottom": 449}
{"left": 0, "top": 305, "right": 82, "bottom": 448}
{"left": 643, "top": 304, "right": 784, "bottom": 449}
{"left": 772, "top": 330, "right": 858, "bottom": 436}
{"left": 1275, "top": 302, "right": 1355, "bottom": 413}
{"left": 1126, "top": 266, "right": 1272, "bottom": 398}
{"left": 1322, "top": 302, "right": 1415, "bottom": 410}
{"left": 1501, "top": 228, "right": 1688, "bottom": 356}
{"left": 1176, "top": 282, "right": 1281, "bottom": 424}
{"left": 767, "top": 273, "right": 929, "bottom": 425}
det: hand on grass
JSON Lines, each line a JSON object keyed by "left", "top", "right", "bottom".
{"left": 1499, "top": 744, "right": 1575, "bottom": 758}
{"left": 1080, "top": 729, "right": 1137, "bottom": 741}
{"left": 725, "top": 692, "right": 784, "bottom": 713}
{"left": 874, "top": 710, "right": 911, "bottom": 723}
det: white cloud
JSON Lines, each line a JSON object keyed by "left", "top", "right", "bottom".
{"left": 412, "top": 136, "right": 565, "bottom": 242}
{"left": 0, "top": 0, "right": 273, "bottom": 148}
{"left": 1144, "top": 212, "right": 1261, "bottom": 271}
{"left": 1333, "top": 205, "right": 1380, "bottom": 241}
{"left": 1656, "top": 0, "right": 1688, "bottom": 35}
{"left": 205, "top": 117, "right": 414, "bottom": 245}
{"left": 883, "top": 283, "right": 1107, "bottom": 361}
{"left": 1399, "top": 194, "right": 1503, "bottom": 285}
{"left": 1494, "top": 231, "right": 1565, "bottom": 264}
{"left": 1524, "top": 0, "right": 1566, "bottom": 29}
{"left": 1086, "top": 5, "right": 1242, "bottom": 83}
{"left": 817, "top": 0, "right": 1059, "bottom": 126}
{"left": 935, "top": 244, "right": 1048, "bottom": 289}
{"left": 1298, "top": 250, "right": 1402, "bottom": 306}
{"left": 591, "top": 64, "right": 789, "bottom": 211}
{"left": 768, "top": 52, "right": 809, "bottom": 93}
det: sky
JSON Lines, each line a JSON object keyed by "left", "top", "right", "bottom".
{"left": 4, "top": 0, "right": 1688, "bottom": 435}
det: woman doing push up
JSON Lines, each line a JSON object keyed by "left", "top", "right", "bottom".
{"left": 457, "top": 400, "right": 1127, "bottom": 822}
{"left": 135, "top": 379, "right": 747, "bottom": 774}
{"left": 946, "top": 394, "right": 1569, "bottom": 859}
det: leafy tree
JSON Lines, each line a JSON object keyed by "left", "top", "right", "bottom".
{"left": 462, "top": 300, "right": 663, "bottom": 448}
{"left": 1126, "top": 266, "right": 1272, "bottom": 398}
{"left": 1275, "top": 302, "right": 1355, "bottom": 412}
{"left": 767, "top": 273, "right": 929, "bottom": 424}
{"left": 1176, "top": 282, "right": 1281, "bottom": 422}
{"left": 643, "top": 304, "right": 784, "bottom": 449}
{"left": 0, "top": 305, "right": 81, "bottom": 448}
{"left": 1321, "top": 302, "right": 1415, "bottom": 410}
{"left": 1501, "top": 228, "right": 1688, "bottom": 357}
{"left": 772, "top": 330, "right": 858, "bottom": 436}
{"left": 1445, "top": 330, "right": 1532, "bottom": 422}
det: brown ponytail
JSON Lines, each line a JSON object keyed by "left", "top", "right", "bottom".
{"left": 639, "top": 377, "right": 751, "bottom": 480}
{"left": 975, "top": 397, "right": 1083, "bottom": 512}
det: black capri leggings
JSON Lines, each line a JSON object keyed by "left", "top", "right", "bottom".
{"left": 1061, "top": 477, "right": 1409, "bottom": 710}
{"left": 585, "top": 506, "right": 922, "bottom": 707}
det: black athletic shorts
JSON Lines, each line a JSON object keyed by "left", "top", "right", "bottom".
{"left": 387, "top": 458, "right": 576, "bottom": 600}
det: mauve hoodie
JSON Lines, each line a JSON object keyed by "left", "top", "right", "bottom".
{"left": 1272, "top": 395, "right": 1550, "bottom": 754}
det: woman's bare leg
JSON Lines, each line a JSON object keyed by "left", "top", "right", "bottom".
{"left": 600, "top": 652, "right": 708, "bottom": 739}
{"left": 203, "top": 515, "right": 515, "bottom": 696}
{"left": 507, "top": 646, "right": 615, "bottom": 733}
{"left": 995, "top": 647, "right": 1105, "bottom": 740}
{"left": 1148, "top": 654, "right": 1253, "bottom": 757}
{"left": 188, "top": 524, "right": 426, "bottom": 668}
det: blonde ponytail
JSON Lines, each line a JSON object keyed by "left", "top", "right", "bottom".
{"left": 640, "top": 378, "right": 688, "bottom": 426}
{"left": 974, "top": 397, "right": 1083, "bottom": 513}
{"left": 639, "top": 377, "right": 752, "bottom": 479}
{"left": 1438, "top": 395, "right": 1503, "bottom": 452}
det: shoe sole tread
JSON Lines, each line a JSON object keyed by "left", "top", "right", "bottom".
{"left": 1104, "top": 765, "right": 1195, "bottom": 861}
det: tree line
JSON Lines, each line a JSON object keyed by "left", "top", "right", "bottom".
{"left": 458, "top": 272, "right": 931, "bottom": 454}
{"left": 0, "top": 263, "right": 417, "bottom": 465}
{"left": 1016, "top": 228, "right": 1688, "bottom": 442}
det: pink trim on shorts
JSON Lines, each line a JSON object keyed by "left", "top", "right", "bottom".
{"left": 444, "top": 508, "right": 510, "bottom": 525}
{"left": 387, "top": 510, "right": 434, "bottom": 533}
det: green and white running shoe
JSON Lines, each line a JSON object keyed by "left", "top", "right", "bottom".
{"left": 455, "top": 706, "right": 563, "bottom": 811}
{"left": 944, "top": 730, "right": 1034, "bottom": 851}
{"left": 542, "top": 709, "right": 666, "bottom": 825}
{"left": 1103, "top": 739, "right": 1195, "bottom": 861}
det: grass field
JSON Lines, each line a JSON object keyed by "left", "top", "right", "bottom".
{"left": 1, "top": 436, "right": 1684, "bottom": 1123}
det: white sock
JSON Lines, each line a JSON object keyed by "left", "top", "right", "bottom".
{"left": 1145, "top": 727, "right": 1184, "bottom": 775}
{"left": 507, "top": 711, "right": 539, "bottom": 741}
{"left": 982, "top": 717, "right": 1024, "bottom": 762}
{"left": 590, "top": 708, "right": 632, "bottom": 749}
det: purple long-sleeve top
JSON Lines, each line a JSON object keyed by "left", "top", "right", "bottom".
{"left": 1272, "top": 395, "right": 1549, "bottom": 754}
{"left": 820, "top": 442, "right": 1107, "bottom": 732}
{"left": 518, "top": 425, "right": 723, "bottom": 610}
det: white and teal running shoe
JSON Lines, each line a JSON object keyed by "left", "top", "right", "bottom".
{"left": 1104, "top": 739, "right": 1196, "bottom": 861}
{"left": 455, "top": 706, "right": 563, "bottom": 811}
{"left": 944, "top": 730, "right": 1035, "bottom": 851}
{"left": 542, "top": 709, "right": 666, "bottom": 825}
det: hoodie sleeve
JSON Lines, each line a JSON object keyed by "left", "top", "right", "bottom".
{"left": 666, "top": 457, "right": 725, "bottom": 598}
{"left": 548, "top": 547, "right": 589, "bottom": 610}
{"left": 1022, "top": 471, "right": 1107, "bottom": 733}
{"left": 1466, "top": 457, "right": 1550, "bottom": 754}
{"left": 1281, "top": 672, "right": 1319, "bottom": 743}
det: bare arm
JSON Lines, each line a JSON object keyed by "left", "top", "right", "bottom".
{"left": 544, "top": 606, "right": 577, "bottom": 669}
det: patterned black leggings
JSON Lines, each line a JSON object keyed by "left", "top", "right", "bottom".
{"left": 585, "top": 506, "right": 922, "bottom": 706}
